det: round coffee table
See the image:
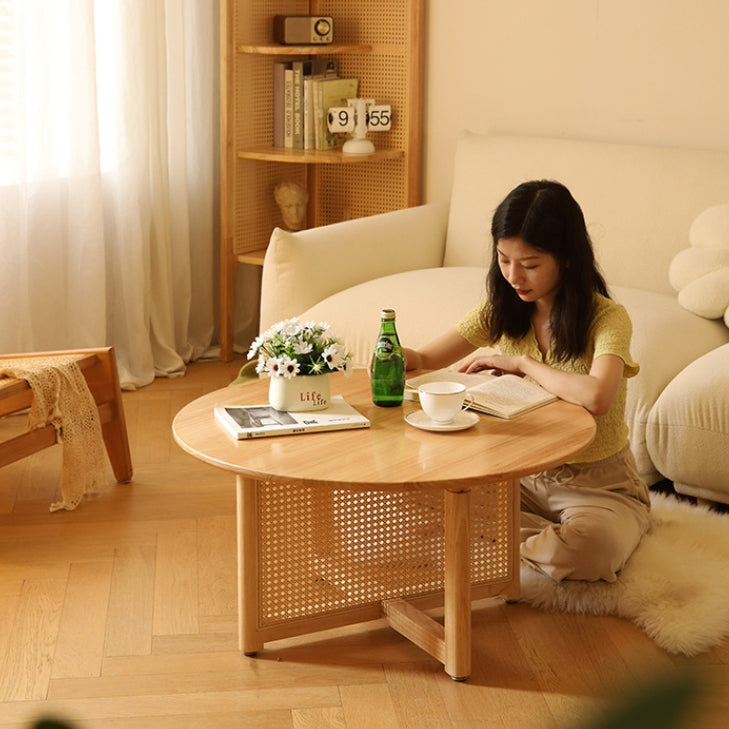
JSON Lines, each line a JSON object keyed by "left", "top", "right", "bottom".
{"left": 173, "top": 369, "right": 595, "bottom": 680}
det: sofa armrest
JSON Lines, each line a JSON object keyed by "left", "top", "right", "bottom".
{"left": 259, "top": 201, "right": 449, "bottom": 331}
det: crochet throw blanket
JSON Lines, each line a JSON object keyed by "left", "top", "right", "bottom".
{"left": 0, "top": 355, "right": 108, "bottom": 511}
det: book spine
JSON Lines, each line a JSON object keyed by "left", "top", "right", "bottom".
{"left": 313, "top": 79, "right": 323, "bottom": 151}
{"left": 292, "top": 61, "right": 304, "bottom": 149}
{"left": 242, "top": 420, "right": 370, "bottom": 439}
{"left": 303, "top": 76, "right": 314, "bottom": 150}
{"left": 284, "top": 67, "right": 294, "bottom": 148}
{"left": 272, "top": 62, "right": 286, "bottom": 148}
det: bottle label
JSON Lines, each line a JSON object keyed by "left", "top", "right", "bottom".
{"left": 374, "top": 335, "right": 397, "bottom": 360}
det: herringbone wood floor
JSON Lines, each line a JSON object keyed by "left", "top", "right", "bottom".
{"left": 1, "top": 359, "right": 727, "bottom": 729}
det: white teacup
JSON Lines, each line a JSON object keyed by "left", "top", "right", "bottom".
{"left": 417, "top": 381, "right": 472, "bottom": 424}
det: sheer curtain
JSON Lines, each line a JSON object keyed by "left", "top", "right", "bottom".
{"left": 0, "top": 0, "right": 218, "bottom": 389}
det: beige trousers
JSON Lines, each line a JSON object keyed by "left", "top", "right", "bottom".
{"left": 520, "top": 445, "right": 651, "bottom": 583}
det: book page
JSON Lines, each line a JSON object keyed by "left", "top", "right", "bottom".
{"left": 468, "top": 375, "right": 556, "bottom": 416}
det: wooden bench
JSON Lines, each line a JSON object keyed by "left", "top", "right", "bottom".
{"left": 0, "top": 347, "right": 132, "bottom": 483}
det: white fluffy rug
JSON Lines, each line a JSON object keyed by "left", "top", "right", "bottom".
{"left": 519, "top": 492, "right": 729, "bottom": 656}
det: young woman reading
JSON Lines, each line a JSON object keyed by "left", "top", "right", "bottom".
{"left": 403, "top": 180, "right": 650, "bottom": 582}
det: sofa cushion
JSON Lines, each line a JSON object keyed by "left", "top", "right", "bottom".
{"left": 260, "top": 204, "right": 448, "bottom": 330}
{"left": 611, "top": 286, "right": 729, "bottom": 485}
{"left": 646, "top": 343, "right": 729, "bottom": 502}
{"left": 300, "top": 267, "right": 489, "bottom": 369}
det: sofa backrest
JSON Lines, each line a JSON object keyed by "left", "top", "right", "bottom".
{"left": 444, "top": 132, "right": 729, "bottom": 295}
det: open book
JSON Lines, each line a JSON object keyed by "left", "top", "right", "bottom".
{"left": 214, "top": 395, "right": 370, "bottom": 439}
{"left": 406, "top": 369, "right": 557, "bottom": 419}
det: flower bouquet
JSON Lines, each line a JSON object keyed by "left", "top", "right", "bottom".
{"left": 247, "top": 318, "right": 351, "bottom": 378}
{"left": 247, "top": 319, "right": 351, "bottom": 412}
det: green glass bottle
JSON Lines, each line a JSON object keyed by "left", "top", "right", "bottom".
{"left": 370, "top": 308, "right": 405, "bottom": 407}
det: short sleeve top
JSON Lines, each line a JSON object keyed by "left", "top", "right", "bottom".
{"left": 455, "top": 293, "right": 639, "bottom": 463}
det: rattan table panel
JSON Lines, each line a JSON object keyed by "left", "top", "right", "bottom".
{"left": 257, "top": 480, "right": 514, "bottom": 627}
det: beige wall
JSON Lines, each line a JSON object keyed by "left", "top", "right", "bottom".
{"left": 423, "top": 0, "right": 729, "bottom": 202}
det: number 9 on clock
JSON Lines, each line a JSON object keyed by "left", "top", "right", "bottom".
{"left": 327, "top": 107, "right": 355, "bottom": 133}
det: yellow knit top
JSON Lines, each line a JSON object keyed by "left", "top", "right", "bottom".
{"left": 455, "top": 293, "right": 639, "bottom": 463}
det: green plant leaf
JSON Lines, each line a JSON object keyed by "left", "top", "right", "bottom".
{"left": 579, "top": 671, "right": 702, "bottom": 729}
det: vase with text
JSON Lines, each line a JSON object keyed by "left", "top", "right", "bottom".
{"left": 268, "top": 374, "right": 330, "bottom": 412}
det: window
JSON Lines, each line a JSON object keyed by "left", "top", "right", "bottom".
{"left": 0, "top": 0, "right": 17, "bottom": 184}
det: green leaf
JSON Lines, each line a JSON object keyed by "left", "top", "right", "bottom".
{"left": 579, "top": 671, "right": 702, "bottom": 729}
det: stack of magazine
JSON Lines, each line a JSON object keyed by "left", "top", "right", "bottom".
{"left": 215, "top": 395, "right": 370, "bottom": 440}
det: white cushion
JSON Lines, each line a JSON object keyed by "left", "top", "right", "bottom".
{"left": 689, "top": 203, "right": 729, "bottom": 248}
{"left": 260, "top": 204, "right": 448, "bottom": 330}
{"left": 647, "top": 343, "right": 729, "bottom": 501}
{"left": 612, "top": 286, "right": 729, "bottom": 485}
{"left": 669, "top": 247, "right": 729, "bottom": 292}
{"left": 300, "top": 267, "right": 489, "bottom": 368}
{"left": 668, "top": 204, "right": 729, "bottom": 326}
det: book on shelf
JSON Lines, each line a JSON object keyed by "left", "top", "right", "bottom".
{"left": 314, "top": 76, "right": 359, "bottom": 150}
{"left": 405, "top": 369, "right": 558, "bottom": 419}
{"left": 305, "top": 59, "right": 336, "bottom": 150}
{"left": 291, "top": 61, "right": 304, "bottom": 148}
{"left": 214, "top": 395, "right": 370, "bottom": 440}
{"left": 272, "top": 59, "right": 337, "bottom": 150}
{"left": 283, "top": 65, "right": 294, "bottom": 147}
{"left": 272, "top": 61, "right": 287, "bottom": 147}
{"left": 303, "top": 74, "right": 315, "bottom": 149}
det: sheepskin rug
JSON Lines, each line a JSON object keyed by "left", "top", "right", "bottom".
{"left": 519, "top": 492, "right": 729, "bottom": 656}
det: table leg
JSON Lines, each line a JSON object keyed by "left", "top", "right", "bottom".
{"left": 444, "top": 488, "right": 471, "bottom": 681}
{"left": 237, "top": 475, "right": 261, "bottom": 655}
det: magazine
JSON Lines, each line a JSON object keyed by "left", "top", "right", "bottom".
{"left": 406, "top": 369, "right": 557, "bottom": 419}
{"left": 214, "top": 395, "right": 370, "bottom": 439}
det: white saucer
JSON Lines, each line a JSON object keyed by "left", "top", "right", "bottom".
{"left": 404, "top": 409, "right": 479, "bottom": 432}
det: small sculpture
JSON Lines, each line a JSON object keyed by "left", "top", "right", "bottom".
{"left": 274, "top": 180, "right": 309, "bottom": 231}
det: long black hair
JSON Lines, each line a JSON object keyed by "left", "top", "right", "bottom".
{"left": 483, "top": 180, "right": 609, "bottom": 362}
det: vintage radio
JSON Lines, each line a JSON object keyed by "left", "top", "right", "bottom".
{"left": 273, "top": 15, "right": 333, "bottom": 45}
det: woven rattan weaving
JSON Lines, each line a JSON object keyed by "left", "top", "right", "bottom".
{"left": 257, "top": 479, "right": 514, "bottom": 627}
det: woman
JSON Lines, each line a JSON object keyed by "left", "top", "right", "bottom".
{"left": 403, "top": 180, "right": 650, "bottom": 582}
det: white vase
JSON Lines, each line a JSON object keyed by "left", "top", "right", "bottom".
{"left": 268, "top": 374, "right": 330, "bottom": 412}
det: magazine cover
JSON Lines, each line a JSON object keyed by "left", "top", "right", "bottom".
{"left": 214, "top": 395, "right": 370, "bottom": 439}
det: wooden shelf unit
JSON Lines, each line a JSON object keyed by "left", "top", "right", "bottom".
{"left": 220, "top": 1, "right": 424, "bottom": 360}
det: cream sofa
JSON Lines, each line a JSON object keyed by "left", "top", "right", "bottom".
{"left": 260, "top": 133, "right": 729, "bottom": 504}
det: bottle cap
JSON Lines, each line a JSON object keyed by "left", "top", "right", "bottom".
{"left": 380, "top": 308, "right": 396, "bottom": 320}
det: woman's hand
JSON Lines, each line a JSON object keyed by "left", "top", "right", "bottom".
{"left": 402, "top": 329, "right": 477, "bottom": 372}
{"left": 458, "top": 354, "right": 525, "bottom": 377}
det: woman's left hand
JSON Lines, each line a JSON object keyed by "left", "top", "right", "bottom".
{"left": 457, "top": 354, "right": 525, "bottom": 377}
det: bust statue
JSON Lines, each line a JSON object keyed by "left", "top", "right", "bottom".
{"left": 274, "top": 180, "right": 309, "bottom": 231}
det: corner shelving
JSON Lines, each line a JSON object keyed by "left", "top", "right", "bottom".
{"left": 220, "top": 1, "right": 424, "bottom": 360}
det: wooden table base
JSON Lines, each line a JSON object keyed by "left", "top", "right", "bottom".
{"left": 235, "top": 475, "right": 520, "bottom": 680}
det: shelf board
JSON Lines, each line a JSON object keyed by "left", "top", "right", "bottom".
{"left": 237, "top": 43, "right": 371, "bottom": 56}
{"left": 237, "top": 249, "right": 267, "bottom": 266}
{"left": 238, "top": 146, "right": 404, "bottom": 164}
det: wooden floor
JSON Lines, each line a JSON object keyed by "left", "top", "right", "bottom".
{"left": 1, "top": 359, "right": 727, "bottom": 729}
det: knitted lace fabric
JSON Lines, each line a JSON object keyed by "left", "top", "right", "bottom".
{"left": 0, "top": 355, "right": 108, "bottom": 511}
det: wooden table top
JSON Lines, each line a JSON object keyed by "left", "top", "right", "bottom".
{"left": 172, "top": 370, "right": 595, "bottom": 492}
